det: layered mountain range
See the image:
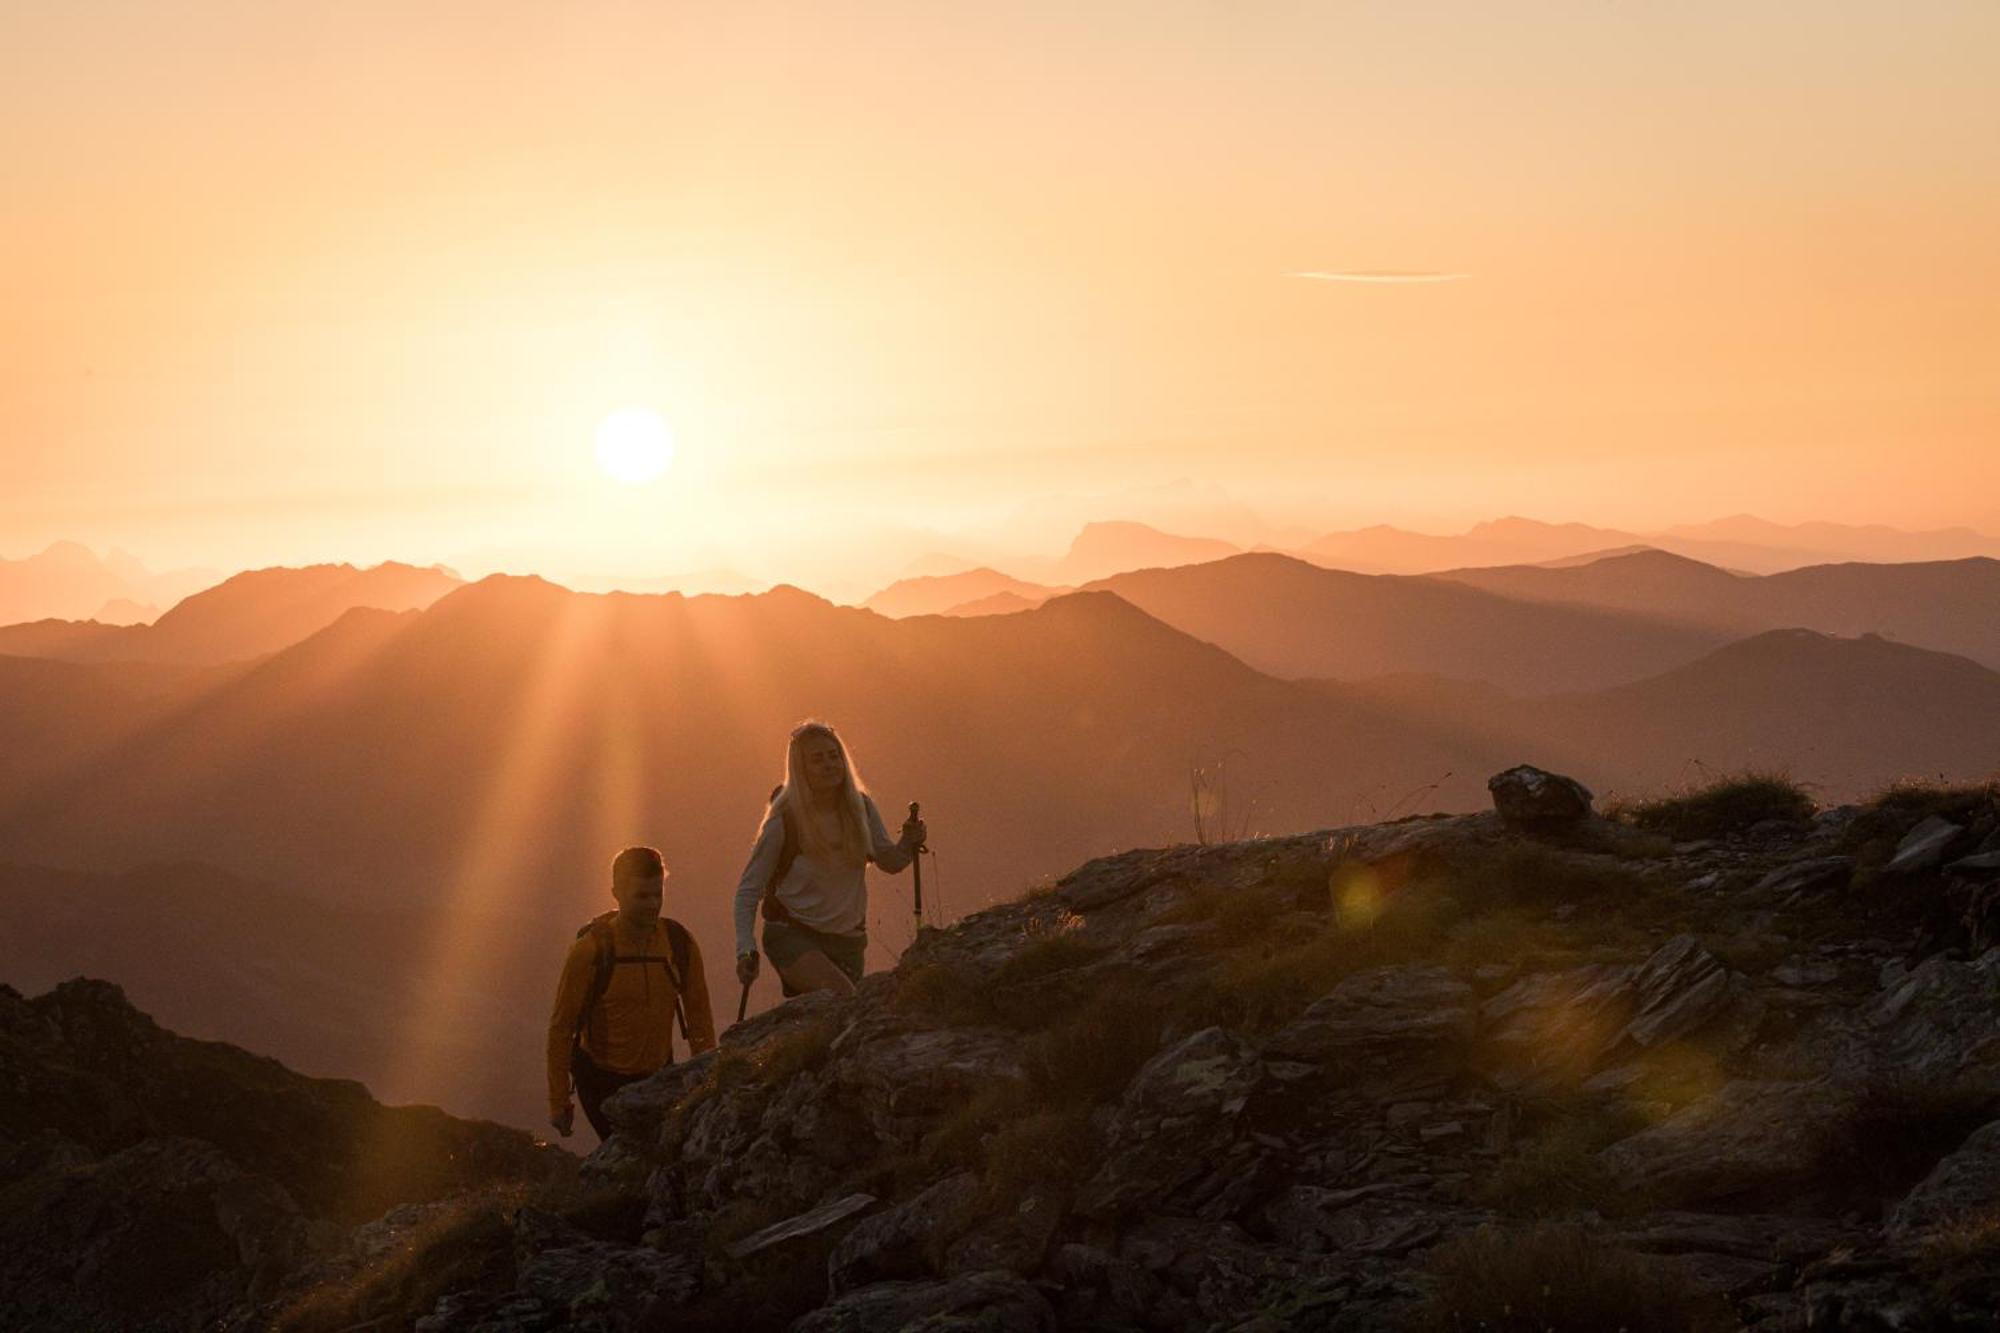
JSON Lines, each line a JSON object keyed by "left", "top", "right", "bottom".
{"left": 2, "top": 541, "right": 1996, "bottom": 1126}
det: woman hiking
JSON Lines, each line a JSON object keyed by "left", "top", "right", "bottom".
{"left": 733, "top": 720, "right": 925, "bottom": 999}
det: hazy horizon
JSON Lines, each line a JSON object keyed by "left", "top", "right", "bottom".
{"left": 9, "top": 2, "right": 1998, "bottom": 594}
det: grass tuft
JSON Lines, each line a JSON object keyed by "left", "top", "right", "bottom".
{"left": 1845, "top": 779, "right": 2000, "bottom": 851}
{"left": 1607, "top": 773, "right": 1816, "bottom": 841}
{"left": 1418, "top": 1222, "right": 1724, "bottom": 1332}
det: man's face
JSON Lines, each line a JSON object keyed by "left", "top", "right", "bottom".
{"left": 614, "top": 871, "right": 665, "bottom": 929}
{"left": 803, "top": 736, "right": 847, "bottom": 793}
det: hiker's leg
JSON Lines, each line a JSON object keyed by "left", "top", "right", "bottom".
{"left": 571, "top": 1048, "right": 616, "bottom": 1140}
{"left": 774, "top": 947, "right": 857, "bottom": 997}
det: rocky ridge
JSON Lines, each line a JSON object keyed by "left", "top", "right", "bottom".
{"left": 418, "top": 768, "right": 2000, "bottom": 1331}
{"left": 8, "top": 770, "right": 2000, "bottom": 1330}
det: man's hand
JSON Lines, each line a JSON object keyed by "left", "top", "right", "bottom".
{"left": 901, "top": 816, "right": 927, "bottom": 851}
{"left": 551, "top": 1104, "right": 574, "bottom": 1138}
{"left": 736, "top": 950, "right": 760, "bottom": 986}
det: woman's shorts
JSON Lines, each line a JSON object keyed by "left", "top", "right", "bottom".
{"left": 762, "top": 918, "right": 867, "bottom": 991}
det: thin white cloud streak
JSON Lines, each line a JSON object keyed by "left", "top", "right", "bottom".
{"left": 1290, "top": 270, "right": 1469, "bottom": 283}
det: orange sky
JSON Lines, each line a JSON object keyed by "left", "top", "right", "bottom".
{"left": 5, "top": 2, "right": 1997, "bottom": 594}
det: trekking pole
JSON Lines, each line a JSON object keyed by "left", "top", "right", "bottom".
{"left": 736, "top": 977, "right": 751, "bottom": 1025}
{"left": 909, "top": 801, "right": 926, "bottom": 934}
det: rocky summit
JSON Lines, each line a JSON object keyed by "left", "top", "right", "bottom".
{"left": 9, "top": 770, "right": 2000, "bottom": 1331}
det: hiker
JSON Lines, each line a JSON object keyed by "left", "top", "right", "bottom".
{"left": 546, "top": 845, "right": 716, "bottom": 1140}
{"left": 733, "top": 720, "right": 925, "bottom": 1000}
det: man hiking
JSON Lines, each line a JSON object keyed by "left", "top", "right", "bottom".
{"left": 547, "top": 845, "right": 716, "bottom": 1141}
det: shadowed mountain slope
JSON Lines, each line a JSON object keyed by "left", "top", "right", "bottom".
{"left": 5, "top": 577, "right": 2000, "bottom": 1124}
{"left": 1438, "top": 551, "right": 2000, "bottom": 669}
{"left": 1085, "top": 552, "right": 1731, "bottom": 693}
{"left": 1528, "top": 629, "right": 2000, "bottom": 797}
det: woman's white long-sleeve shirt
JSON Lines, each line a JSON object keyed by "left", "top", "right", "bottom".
{"left": 733, "top": 793, "right": 912, "bottom": 956}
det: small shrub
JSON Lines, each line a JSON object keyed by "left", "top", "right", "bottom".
{"left": 1159, "top": 879, "right": 1284, "bottom": 943}
{"left": 1478, "top": 1097, "right": 1647, "bottom": 1217}
{"left": 919, "top": 1079, "right": 1031, "bottom": 1174}
{"left": 1845, "top": 779, "right": 2000, "bottom": 851}
{"left": 992, "top": 916, "right": 1106, "bottom": 988}
{"left": 661, "top": 1018, "right": 837, "bottom": 1157}
{"left": 1173, "top": 878, "right": 1461, "bottom": 1034}
{"left": 892, "top": 962, "right": 1002, "bottom": 1026}
{"left": 1021, "top": 982, "right": 1163, "bottom": 1106}
{"left": 1608, "top": 773, "right": 1816, "bottom": 841}
{"left": 749, "top": 1018, "right": 837, "bottom": 1084}
{"left": 274, "top": 1189, "right": 522, "bottom": 1332}
{"left": 1450, "top": 842, "right": 1652, "bottom": 910}
{"left": 1807, "top": 1076, "right": 1999, "bottom": 1212}
{"left": 980, "top": 1106, "right": 1096, "bottom": 1205}
{"left": 1919, "top": 1212, "right": 2000, "bottom": 1311}
{"left": 1419, "top": 1223, "right": 1721, "bottom": 1332}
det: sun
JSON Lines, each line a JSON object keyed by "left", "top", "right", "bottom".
{"left": 593, "top": 408, "right": 675, "bottom": 484}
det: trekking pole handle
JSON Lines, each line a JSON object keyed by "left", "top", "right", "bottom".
{"left": 908, "top": 801, "right": 925, "bottom": 928}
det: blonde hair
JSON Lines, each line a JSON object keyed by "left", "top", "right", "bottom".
{"left": 775, "top": 720, "right": 872, "bottom": 867}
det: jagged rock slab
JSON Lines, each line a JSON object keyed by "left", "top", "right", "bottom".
{"left": 1623, "top": 934, "right": 1746, "bottom": 1048}
{"left": 1888, "top": 1118, "right": 2000, "bottom": 1239}
{"left": 727, "top": 1192, "right": 877, "bottom": 1259}
{"left": 789, "top": 1269, "right": 1056, "bottom": 1333}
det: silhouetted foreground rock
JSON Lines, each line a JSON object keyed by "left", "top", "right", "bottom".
{"left": 17, "top": 775, "right": 2000, "bottom": 1330}
{"left": 0, "top": 979, "right": 563, "bottom": 1332}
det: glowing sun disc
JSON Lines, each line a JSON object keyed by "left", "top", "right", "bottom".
{"left": 594, "top": 408, "right": 675, "bottom": 483}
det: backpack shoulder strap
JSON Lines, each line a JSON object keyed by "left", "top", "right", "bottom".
{"left": 662, "top": 918, "right": 693, "bottom": 1044}
{"left": 759, "top": 790, "right": 804, "bottom": 923}
{"left": 573, "top": 912, "right": 617, "bottom": 1045}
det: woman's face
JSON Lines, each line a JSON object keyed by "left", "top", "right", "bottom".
{"left": 801, "top": 735, "right": 848, "bottom": 793}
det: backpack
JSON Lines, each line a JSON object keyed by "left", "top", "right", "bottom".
{"left": 573, "top": 912, "right": 694, "bottom": 1049}
{"left": 759, "top": 784, "right": 803, "bottom": 926}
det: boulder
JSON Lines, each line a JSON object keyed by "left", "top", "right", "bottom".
{"left": 1487, "top": 765, "right": 1594, "bottom": 831}
{"left": 0, "top": 1136, "right": 320, "bottom": 1332}
{"left": 826, "top": 1174, "right": 982, "bottom": 1293}
{"left": 1267, "top": 967, "right": 1475, "bottom": 1067}
{"left": 1888, "top": 1118, "right": 2000, "bottom": 1239}
{"left": 1884, "top": 815, "right": 1966, "bottom": 876}
{"left": 1076, "top": 1028, "right": 1267, "bottom": 1218}
{"left": 827, "top": 1028, "right": 1028, "bottom": 1147}
{"left": 789, "top": 1269, "right": 1056, "bottom": 1333}
{"left": 1862, "top": 947, "right": 2000, "bottom": 1094}
{"left": 1599, "top": 1080, "right": 1856, "bottom": 1206}
{"left": 515, "top": 1237, "right": 701, "bottom": 1327}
